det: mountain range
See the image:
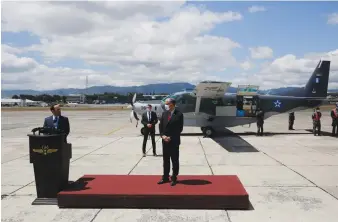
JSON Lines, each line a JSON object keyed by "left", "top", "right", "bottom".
{"left": 1, "top": 82, "right": 338, "bottom": 98}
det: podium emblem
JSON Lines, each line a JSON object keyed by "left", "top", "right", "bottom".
{"left": 33, "top": 145, "right": 58, "bottom": 155}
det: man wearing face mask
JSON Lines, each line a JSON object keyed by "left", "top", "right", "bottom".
{"left": 158, "top": 98, "right": 184, "bottom": 186}
{"left": 330, "top": 102, "right": 338, "bottom": 136}
{"left": 141, "top": 104, "right": 158, "bottom": 157}
{"left": 312, "top": 107, "right": 322, "bottom": 136}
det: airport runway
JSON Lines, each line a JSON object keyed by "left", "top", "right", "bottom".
{"left": 1, "top": 110, "right": 338, "bottom": 222}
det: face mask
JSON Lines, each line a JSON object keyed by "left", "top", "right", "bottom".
{"left": 164, "top": 104, "right": 169, "bottom": 110}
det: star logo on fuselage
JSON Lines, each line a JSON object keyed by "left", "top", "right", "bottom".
{"left": 274, "top": 100, "right": 281, "bottom": 108}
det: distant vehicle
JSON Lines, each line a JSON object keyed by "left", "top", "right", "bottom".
{"left": 130, "top": 60, "right": 332, "bottom": 137}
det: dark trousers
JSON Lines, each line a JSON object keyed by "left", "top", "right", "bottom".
{"left": 257, "top": 123, "right": 263, "bottom": 135}
{"left": 289, "top": 120, "right": 294, "bottom": 130}
{"left": 142, "top": 130, "right": 156, "bottom": 154}
{"left": 162, "top": 142, "right": 179, "bottom": 181}
{"left": 332, "top": 123, "right": 337, "bottom": 136}
{"left": 313, "top": 121, "right": 321, "bottom": 135}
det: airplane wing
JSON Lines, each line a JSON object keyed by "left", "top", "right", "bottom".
{"left": 192, "top": 81, "right": 232, "bottom": 114}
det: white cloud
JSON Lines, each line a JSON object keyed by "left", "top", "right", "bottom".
{"left": 249, "top": 46, "right": 274, "bottom": 59}
{"left": 248, "top": 6, "right": 266, "bottom": 13}
{"left": 232, "top": 49, "right": 338, "bottom": 90}
{"left": 1, "top": 1, "right": 338, "bottom": 92}
{"left": 1, "top": 1, "right": 244, "bottom": 90}
{"left": 1, "top": 50, "right": 38, "bottom": 73}
{"left": 328, "top": 13, "right": 338, "bottom": 25}
{"left": 240, "top": 61, "right": 254, "bottom": 71}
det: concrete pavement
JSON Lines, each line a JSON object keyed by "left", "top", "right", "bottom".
{"left": 1, "top": 110, "right": 338, "bottom": 222}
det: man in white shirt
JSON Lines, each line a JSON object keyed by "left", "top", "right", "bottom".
{"left": 141, "top": 104, "right": 158, "bottom": 157}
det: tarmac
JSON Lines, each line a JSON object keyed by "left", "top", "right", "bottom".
{"left": 1, "top": 109, "right": 338, "bottom": 222}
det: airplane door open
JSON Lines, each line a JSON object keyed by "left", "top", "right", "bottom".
{"left": 236, "top": 85, "right": 259, "bottom": 117}
{"left": 252, "top": 96, "right": 259, "bottom": 113}
{"left": 236, "top": 95, "right": 244, "bottom": 117}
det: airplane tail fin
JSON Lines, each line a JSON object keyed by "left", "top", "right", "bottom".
{"left": 304, "top": 60, "right": 330, "bottom": 98}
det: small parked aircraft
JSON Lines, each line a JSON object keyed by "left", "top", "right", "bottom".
{"left": 130, "top": 60, "right": 331, "bottom": 137}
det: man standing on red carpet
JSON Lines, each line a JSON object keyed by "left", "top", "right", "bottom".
{"left": 158, "top": 98, "right": 184, "bottom": 186}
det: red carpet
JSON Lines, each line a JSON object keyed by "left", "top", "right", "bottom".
{"left": 57, "top": 175, "right": 249, "bottom": 209}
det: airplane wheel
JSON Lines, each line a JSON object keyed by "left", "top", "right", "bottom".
{"left": 203, "top": 127, "right": 214, "bottom": 137}
{"left": 141, "top": 127, "right": 145, "bottom": 135}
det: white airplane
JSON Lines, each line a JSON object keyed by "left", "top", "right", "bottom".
{"left": 130, "top": 61, "right": 331, "bottom": 137}
{"left": 65, "top": 102, "right": 78, "bottom": 107}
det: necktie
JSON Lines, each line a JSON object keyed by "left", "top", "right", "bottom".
{"left": 53, "top": 117, "right": 58, "bottom": 128}
{"left": 148, "top": 112, "right": 151, "bottom": 121}
{"left": 168, "top": 112, "right": 171, "bottom": 121}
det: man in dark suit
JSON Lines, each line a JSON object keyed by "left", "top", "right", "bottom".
{"left": 288, "top": 112, "right": 295, "bottom": 130}
{"left": 43, "top": 104, "right": 70, "bottom": 142}
{"left": 256, "top": 107, "right": 264, "bottom": 136}
{"left": 158, "top": 98, "right": 184, "bottom": 186}
{"left": 141, "top": 104, "right": 158, "bottom": 157}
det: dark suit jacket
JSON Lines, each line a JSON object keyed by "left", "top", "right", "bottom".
{"left": 331, "top": 109, "right": 337, "bottom": 125}
{"left": 43, "top": 115, "right": 70, "bottom": 138}
{"left": 159, "top": 109, "right": 184, "bottom": 146}
{"left": 256, "top": 110, "right": 264, "bottom": 125}
{"left": 141, "top": 111, "right": 158, "bottom": 133}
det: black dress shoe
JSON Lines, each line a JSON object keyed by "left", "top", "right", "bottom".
{"left": 157, "top": 179, "right": 169, "bottom": 184}
{"left": 171, "top": 180, "right": 177, "bottom": 186}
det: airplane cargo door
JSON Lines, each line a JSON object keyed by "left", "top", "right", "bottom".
{"left": 236, "top": 95, "right": 244, "bottom": 117}
{"left": 251, "top": 95, "right": 259, "bottom": 115}
{"left": 236, "top": 85, "right": 259, "bottom": 117}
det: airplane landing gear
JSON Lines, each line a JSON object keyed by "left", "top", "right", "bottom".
{"left": 201, "top": 127, "right": 214, "bottom": 137}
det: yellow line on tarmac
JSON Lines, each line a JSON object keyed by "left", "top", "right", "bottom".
{"left": 106, "top": 125, "right": 127, "bottom": 135}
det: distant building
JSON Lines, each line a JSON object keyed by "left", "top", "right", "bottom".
{"left": 327, "top": 92, "right": 338, "bottom": 104}
{"left": 1, "top": 99, "right": 47, "bottom": 107}
{"left": 327, "top": 92, "right": 338, "bottom": 98}
{"left": 66, "top": 94, "right": 84, "bottom": 103}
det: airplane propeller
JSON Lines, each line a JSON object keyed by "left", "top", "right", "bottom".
{"left": 129, "top": 93, "right": 139, "bottom": 127}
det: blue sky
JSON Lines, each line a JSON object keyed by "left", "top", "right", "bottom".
{"left": 3, "top": 1, "right": 337, "bottom": 59}
{"left": 197, "top": 1, "right": 338, "bottom": 58}
{"left": 1, "top": 1, "right": 338, "bottom": 90}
